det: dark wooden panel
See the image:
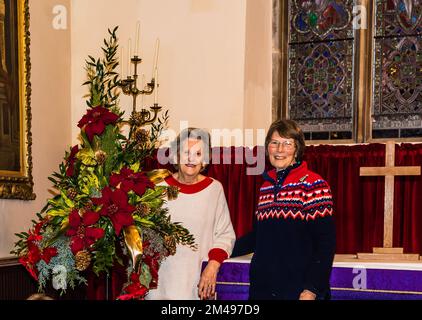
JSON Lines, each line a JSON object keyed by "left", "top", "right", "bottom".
{"left": 0, "top": 258, "right": 86, "bottom": 300}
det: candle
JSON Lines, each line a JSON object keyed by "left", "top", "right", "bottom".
{"left": 135, "top": 21, "right": 140, "bottom": 56}
{"left": 154, "top": 68, "right": 158, "bottom": 104}
{"left": 127, "top": 38, "right": 132, "bottom": 76}
{"left": 152, "top": 38, "right": 160, "bottom": 75}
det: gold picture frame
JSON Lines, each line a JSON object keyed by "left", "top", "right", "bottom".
{"left": 0, "top": 0, "right": 34, "bottom": 200}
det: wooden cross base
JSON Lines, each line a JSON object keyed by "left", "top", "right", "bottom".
{"left": 357, "top": 247, "right": 421, "bottom": 261}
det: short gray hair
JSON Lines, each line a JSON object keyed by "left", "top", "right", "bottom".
{"left": 170, "top": 127, "right": 211, "bottom": 171}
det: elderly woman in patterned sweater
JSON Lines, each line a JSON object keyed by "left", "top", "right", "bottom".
{"left": 232, "top": 119, "right": 336, "bottom": 300}
{"left": 146, "top": 127, "right": 235, "bottom": 300}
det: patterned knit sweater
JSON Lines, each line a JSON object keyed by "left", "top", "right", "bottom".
{"left": 232, "top": 161, "right": 336, "bottom": 300}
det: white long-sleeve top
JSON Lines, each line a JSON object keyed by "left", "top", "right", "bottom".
{"left": 146, "top": 176, "right": 235, "bottom": 300}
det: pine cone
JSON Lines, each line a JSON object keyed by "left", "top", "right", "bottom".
{"left": 84, "top": 201, "right": 94, "bottom": 211}
{"left": 135, "top": 203, "right": 150, "bottom": 217}
{"left": 75, "top": 250, "right": 91, "bottom": 271}
{"left": 95, "top": 150, "right": 107, "bottom": 165}
{"left": 167, "top": 186, "right": 179, "bottom": 201}
{"left": 134, "top": 128, "right": 149, "bottom": 145}
{"left": 164, "top": 235, "right": 176, "bottom": 256}
{"left": 67, "top": 188, "right": 78, "bottom": 200}
{"left": 130, "top": 111, "right": 144, "bottom": 126}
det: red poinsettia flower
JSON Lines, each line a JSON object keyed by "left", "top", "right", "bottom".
{"left": 19, "top": 241, "right": 42, "bottom": 281}
{"left": 117, "top": 271, "right": 148, "bottom": 300}
{"left": 27, "top": 220, "right": 44, "bottom": 243}
{"left": 110, "top": 167, "right": 154, "bottom": 196}
{"left": 19, "top": 220, "right": 58, "bottom": 281}
{"left": 66, "top": 209, "right": 105, "bottom": 254}
{"left": 92, "top": 187, "right": 135, "bottom": 236}
{"left": 20, "top": 246, "right": 58, "bottom": 281}
{"left": 66, "top": 145, "right": 79, "bottom": 177}
{"left": 19, "top": 256, "right": 39, "bottom": 281}
{"left": 77, "top": 106, "right": 119, "bottom": 142}
{"left": 41, "top": 247, "right": 58, "bottom": 264}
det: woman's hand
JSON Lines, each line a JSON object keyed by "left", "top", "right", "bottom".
{"left": 197, "top": 260, "right": 221, "bottom": 300}
{"left": 299, "top": 289, "right": 317, "bottom": 300}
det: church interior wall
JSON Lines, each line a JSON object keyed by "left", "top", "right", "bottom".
{"left": 71, "top": 0, "right": 271, "bottom": 147}
{"left": 0, "top": 0, "right": 71, "bottom": 257}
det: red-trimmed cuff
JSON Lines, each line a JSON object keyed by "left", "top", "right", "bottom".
{"left": 208, "top": 248, "right": 228, "bottom": 264}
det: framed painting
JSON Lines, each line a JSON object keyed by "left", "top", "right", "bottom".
{"left": 0, "top": 0, "right": 34, "bottom": 200}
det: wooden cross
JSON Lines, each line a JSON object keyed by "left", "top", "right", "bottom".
{"left": 359, "top": 141, "right": 421, "bottom": 259}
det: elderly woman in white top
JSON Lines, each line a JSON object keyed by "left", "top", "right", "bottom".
{"left": 146, "top": 127, "right": 235, "bottom": 300}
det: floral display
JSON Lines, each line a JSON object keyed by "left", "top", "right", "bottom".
{"left": 11, "top": 27, "right": 196, "bottom": 300}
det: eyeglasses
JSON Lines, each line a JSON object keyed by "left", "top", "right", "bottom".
{"left": 268, "top": 140, "right": 295, "bottom": 150}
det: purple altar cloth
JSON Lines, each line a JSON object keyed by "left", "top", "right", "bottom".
{"left": 207, "top": 257, "right": 422, "bottom": 300}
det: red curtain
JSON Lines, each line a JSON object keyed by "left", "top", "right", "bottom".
{"left": 206, "top": 144, "right": 422, "bottom": 255}
{"left": 304, "top": 144, "right": 386, "bottom": 253}
{"left": 88, "top": 143, "right": 422, "bottom": 299}
{"left": 206, "top": 147, "right": 268, "bottom": 237}
{"left": 145, "top": 144, "right": 422, "bottom": 253}
{"left": 394, "top": 143, "right": 422, "bottom": 253}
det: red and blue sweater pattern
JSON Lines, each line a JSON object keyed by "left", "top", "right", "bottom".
{"left": 232, "top": 161, "right": 336, "bottom": 299}
{"left": 256, "top": 162, "right": 333, "bottom": 222}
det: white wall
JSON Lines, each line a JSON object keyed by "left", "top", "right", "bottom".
{"left": 71, "top": 0, "right": 254, "bottom": 146}
{"left": 244, "top": 0, "right": 272, "bottom": 145}
{"left": 0, "top": 0, "right": 71, "bottom": 257}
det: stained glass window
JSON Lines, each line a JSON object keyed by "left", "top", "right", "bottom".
{"left": 373, "top": 0, "right": 422, "bottom": 139}
{"left": 288, "top": 0, "right": 355, "bottom": 141}
{"left": 283, "top": 0, "right": 422, "bottom": 142}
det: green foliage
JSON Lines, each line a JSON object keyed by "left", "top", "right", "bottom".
{"left": 11, "top": 26, "right": 196, "bottom": 299}
{"left": 88, "top": 216, "right": 121, "bottom": 275}
{"left": 84, "top": 27, "right": 120, "bottom": 109}
{"left": 139, "top": 263, "right": 152, "bottom": 287}
{"left": 141, "top": 207, "right": 197, "bottom": 250}
{"left": 100, "top": 125, "right": 120, "bottom": 177}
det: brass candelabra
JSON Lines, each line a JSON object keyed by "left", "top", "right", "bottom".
{"left": 119, "top": 55, "right": 161, "bottom": 128}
